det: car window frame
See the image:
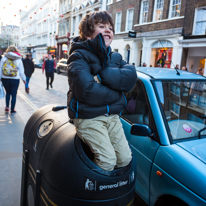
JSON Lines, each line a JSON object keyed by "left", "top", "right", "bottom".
{"left": 151, "top": 78, "right": 206, "bottom": 144}
{"left": 121, "top": 79, "right": 161, "bottom": 144}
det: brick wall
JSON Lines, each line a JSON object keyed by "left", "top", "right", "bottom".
{"left": 184, "top": 0, "right": 206, "bottom": 35}
{"left": 107, "top": 0, "right": 187, "bottom": 36}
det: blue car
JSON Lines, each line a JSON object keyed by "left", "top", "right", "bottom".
{"left": 121, "top": 67, "right": 206, "bottom": 206}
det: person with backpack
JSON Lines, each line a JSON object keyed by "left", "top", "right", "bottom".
{"left": 0, "top": 45, "right": 26, "bottom": 114}
{"left": 23, "top": 53, "right": 35, "bottom": 94}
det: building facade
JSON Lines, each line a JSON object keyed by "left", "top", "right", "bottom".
{"left": 56, "top": 0, "right": 71, "bottom": 60}
{"left": 107, "top": 0, "right": 186, "bottom": 68}
{"left": 0, "top": 24, "right": 20, "bottom": 54}
{"left": 19, "top": 0, "right": 59, "bottom": 60}
{"left": 179, "top": 0, "right": 206, "bottom": 74}
{"left": 69, "top": 0, "right": 107, "bottom": 44}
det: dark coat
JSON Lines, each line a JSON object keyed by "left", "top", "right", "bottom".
{"left": 67, "top": 33, "right": 137, "bottom": 119}
{"left": 23, "top": 58, "right": 35, "bottom": 77}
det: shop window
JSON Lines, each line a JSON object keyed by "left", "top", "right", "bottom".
{"left": 140, "top": 0, "right": 149, "bottom": 24}
{"left": 126, "top": 8, "right": 134, "bottom": 31}
{"left": 151, "top": 40, "right": 173, "bottom": 68}
{"left": 115, "top": 11, "right": 122, "bottom": 33}
{"left": 170, "top": 0, "right": 181, "bottom": 18}
{"left": 153, "top": 0, "right": 164, "bottom": 21}
{"left": 194, "top": 8, "right": 206, "bottom": 35}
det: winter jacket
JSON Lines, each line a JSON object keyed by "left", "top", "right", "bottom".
{"left": 42, "top": 59, "right": 56, "bottom": 73}
{"left": 67, "top": 33, "right": 137, "bottom": 119}
{"left": 23, "top": 58, "right": 35, "bottom": 77}
{"left": 0, "top": 52, "right": 26, "bottom": 81}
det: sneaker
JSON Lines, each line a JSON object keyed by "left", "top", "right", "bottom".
{"left": 50, "top": 84, "right": 53, "bottom": 88}
{"left": 10, "top": 109, "right": 17, "bottom": 114}
{"left": 5, "top": 107, "right": 9, "bottom": 112}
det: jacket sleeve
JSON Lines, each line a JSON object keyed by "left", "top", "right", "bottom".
{"left": 42, "top": 60, "right": 46, "bottom": 72}
{"left": 0, "top": 58, "right": 3, "bottom": 80}
{"left": 18, "top": 59, "right": 26, "bottom": 81}
{"left": 67, "top": 52, "right": 120, "bottom": 106}
{"left": 98, "top": 63, "right": 137, "bottom": 92}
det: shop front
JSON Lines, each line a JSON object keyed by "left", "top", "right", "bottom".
{"left": 179, "top": 37, "right": 206, "bottom": 74}
{"left": 56, "top": 33, "right": 70, "bottom": 60}
{"left": 150, "top": 40, "right": 173, "bottom": 68}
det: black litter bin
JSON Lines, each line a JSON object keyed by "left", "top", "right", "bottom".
{"left": 20, "top": 105, "right": 136, "bottom": 206}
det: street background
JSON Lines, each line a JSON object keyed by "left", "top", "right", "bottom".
{"left": 0, "top": 69, "right": 68, "bottom": 206}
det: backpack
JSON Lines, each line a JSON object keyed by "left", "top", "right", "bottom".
{"left": 2, "top": 59, "right": 18, "bottom": 77}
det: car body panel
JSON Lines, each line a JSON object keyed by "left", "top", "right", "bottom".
{"left": 120, "top": 68, "right": 206, "bottom": 205}
{"left": 137, "top": 67, "right": 206, "bottom": 80}
{"left": 150, "top": 163, "right": 206, "bottom": 206}
{"left": 177, "top": 138, "right": 206, "bottom": 165}
{"left": 57, "top": 58, "right": 68, "bottom": 73}
{"left": 121, "top": 118, "right": 159, "bottom": 205}
{"left": 153, "top": 145, "right": 206, "bottom": 201}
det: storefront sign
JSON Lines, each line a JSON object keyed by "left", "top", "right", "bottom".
{"left": 128, "top": 31, "right": 136, "bottom": 38}
{"left": 57, "top": 38, "right": 68, "bottom": 43}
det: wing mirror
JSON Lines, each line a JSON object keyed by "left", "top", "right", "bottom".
{"left": 130, "top": 124, "right": 154, "bottom": 137}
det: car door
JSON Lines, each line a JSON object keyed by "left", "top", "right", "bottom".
{"left": 121, "top": 80, "right": 160, "bottom": 205}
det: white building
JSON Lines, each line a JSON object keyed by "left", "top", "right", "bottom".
{"left": 70, "top": 0, "right": 107, "bottom": 39}
{"left": 19, "top": 0, "right": 59, "bottom": 60}
{"left": 0, "top": 24, "right": 20, "bottom": 53}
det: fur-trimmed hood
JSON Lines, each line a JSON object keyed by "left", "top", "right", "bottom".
{"left": 4, "top": 52, "right": 21, "bottom": 60}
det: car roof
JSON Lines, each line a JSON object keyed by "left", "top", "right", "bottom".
{"left": 136, "top": 67, "right": 206, "bottom": 80}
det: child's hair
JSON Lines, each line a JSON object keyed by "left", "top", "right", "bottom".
{"left": 78, "top": 11, "right": 114, "bottom": 41}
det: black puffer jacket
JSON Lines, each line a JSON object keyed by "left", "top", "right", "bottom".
{"left": 67, "top": 33, "right": 137, "bottom": 119}
{"left": 23, "top": 58, "right": 35, "bottom": 77}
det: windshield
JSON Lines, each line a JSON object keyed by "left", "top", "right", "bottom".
{"left": 154, "top": 80, "right": 206, "bottom": 140}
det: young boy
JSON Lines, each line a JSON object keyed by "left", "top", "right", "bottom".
{"left": 67, "top": 11, "right": 137, "bottom": 171}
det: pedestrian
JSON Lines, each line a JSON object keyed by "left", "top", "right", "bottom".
{"left": 175, "top": 64, "right": 179, "bottom": 70}
{"left": 132, "top": 62, "right": 135, "bottom": 66}
{"left": 0, "top": 45, "right": 26, "bottom": 114}
{"left": 23, "top": 53, "right": 35, "bottom": 94}
{"left": 42, "top": 53, "right": 56, "bottom": 90}
{"left": 142, "top": 62, "right": 147, "bottom": 67}
{"left": 181, "top": 66, "right": 188, "bottom": 71}
{"left": 67, "top": 11, "right": 137, "bottom": 171}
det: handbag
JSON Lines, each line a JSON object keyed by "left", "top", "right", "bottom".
{"left": 0, "top": 82, "right": 5, "bottom": 99}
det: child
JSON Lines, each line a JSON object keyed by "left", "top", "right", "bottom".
{"left": 67, "top": 11, "right": 137, "bottom": 171}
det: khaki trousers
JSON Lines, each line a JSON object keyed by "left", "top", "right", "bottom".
{"left": 73, "top": 114, "right": 132, "bottom": 171}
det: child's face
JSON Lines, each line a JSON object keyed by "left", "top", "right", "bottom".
{"left": 87, "top": 23, "right": 114, "bottom": 48}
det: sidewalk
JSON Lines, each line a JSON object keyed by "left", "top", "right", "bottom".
{"left": 0, "top": 102, "right": 25, "bottom": 206}
{"left": 0, "top": 69, "right": 68, "bottom": 206}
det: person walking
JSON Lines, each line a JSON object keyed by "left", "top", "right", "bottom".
{"left": 0, "top": 45, "right": 26, "bottom": 114}
{"left": 23, "top": 53, "right": 35, "bottom": 94}
{"left": 42, "top": 54, "right": 56, "bottom": 90}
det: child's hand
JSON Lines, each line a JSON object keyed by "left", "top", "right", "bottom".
{"left": 94, "top": 75, "right": 101, "bottom": 83}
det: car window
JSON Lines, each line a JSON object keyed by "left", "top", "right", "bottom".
{"left": 121, "top": 81, "right": 150, "bottom": 125}
{"left": 154, "top": 80, "right": 206, "bottom": 140}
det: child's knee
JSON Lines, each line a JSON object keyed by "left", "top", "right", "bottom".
{"left": 96, "top": 153, "right": 117, "bottom": 171}
{"left": 116, "top": 151, "right": 132, "bottom": 168}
